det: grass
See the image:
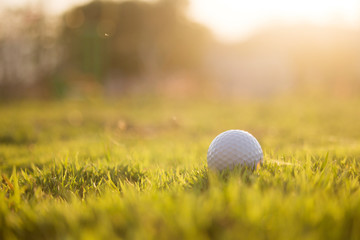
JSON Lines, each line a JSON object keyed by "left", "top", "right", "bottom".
{"left": 1, "top": 96, "right": 360, "bottom": 239}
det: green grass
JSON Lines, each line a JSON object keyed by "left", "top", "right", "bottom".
{"left": 1, "top": 97, "right": 360, "bottom": 239}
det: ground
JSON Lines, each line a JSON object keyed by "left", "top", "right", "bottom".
{"left": 1, "top": 96, "right": 360, "bottom": 239}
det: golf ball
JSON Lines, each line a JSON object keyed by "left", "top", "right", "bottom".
{"left": 207, "top": 130, "right": 263, "bottom": 170}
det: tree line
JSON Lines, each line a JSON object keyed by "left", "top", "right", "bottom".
{"left": 0, "top": 0, "right": 213, "bottom": 98}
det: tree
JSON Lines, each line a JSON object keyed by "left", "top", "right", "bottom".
{"left": 60, "top": 0, "right": 212, "bottom": 84}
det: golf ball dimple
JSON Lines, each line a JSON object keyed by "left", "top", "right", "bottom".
{"left": 207, "top": 130, "right": 263, "bottom": 170}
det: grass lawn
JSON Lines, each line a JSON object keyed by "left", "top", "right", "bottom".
{"left": 1, "top": 97, "right": 360, "bottom": 239}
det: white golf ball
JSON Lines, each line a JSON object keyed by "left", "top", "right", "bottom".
{"left": 207, "top": 130, "right": 263, "bottom": 170}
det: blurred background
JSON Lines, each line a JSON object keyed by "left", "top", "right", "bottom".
{"left": 0, "top": 0, "right": 359, "bottom": 100}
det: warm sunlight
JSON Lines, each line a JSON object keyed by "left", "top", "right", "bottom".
{"left": 2, "top": 0, "right": 360, "bottom": 237}
{"left": 2, "top": 0, "right": 359, "bottom": 41}
{"left": 188, "top": 0, "right": 360, "bottom": 41}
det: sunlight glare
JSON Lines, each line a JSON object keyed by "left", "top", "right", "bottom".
{"left": 189, "top": 0, "right": 360, "bottom": 41}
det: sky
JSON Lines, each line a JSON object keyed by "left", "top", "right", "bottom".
{"left": 189, "top": 0, "right": 360, "bottom": 41}
{"left": 2, "top": 0, "right": 360, "bottom": 42}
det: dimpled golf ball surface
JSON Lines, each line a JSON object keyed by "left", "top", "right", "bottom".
{"left": 207, "top": 130, "right": 263, "bottom": 170}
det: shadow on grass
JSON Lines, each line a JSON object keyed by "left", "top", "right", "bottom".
{"left": 1, "top": 160, "right": 266, "bottom": 202}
